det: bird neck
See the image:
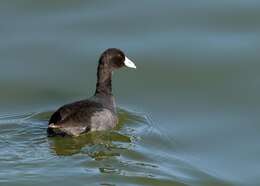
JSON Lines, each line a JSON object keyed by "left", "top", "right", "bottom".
{"left": 95, "top": 60, "right": 113, "bottom": 96}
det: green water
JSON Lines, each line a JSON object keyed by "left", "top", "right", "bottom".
{"left": 1, "top": 1, "right": 260, "bottom": 185}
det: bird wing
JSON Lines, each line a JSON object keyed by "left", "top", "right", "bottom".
{"left": 48, "top": 100, "right": 103, "bottom": 125}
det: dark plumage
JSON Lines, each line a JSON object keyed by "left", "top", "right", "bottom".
{"left": 47, "top": 48, "right": 136, "bottom": 137}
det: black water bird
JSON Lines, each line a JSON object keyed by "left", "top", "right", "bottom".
{"left": 47, "top": 48, "right": 136, "bottom": 137}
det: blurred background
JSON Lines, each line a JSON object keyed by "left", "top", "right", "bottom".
{"left": 0, "top": 0, "right": 260, "bottom": 185}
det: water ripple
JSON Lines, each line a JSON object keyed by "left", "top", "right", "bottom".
{"left": 0, "top": 108, "right": 231, "bottom": 186}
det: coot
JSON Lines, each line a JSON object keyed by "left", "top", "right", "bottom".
{"left": 47, "top": 48, "right": 136, "bottom": 136}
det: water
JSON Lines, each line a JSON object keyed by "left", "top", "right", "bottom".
{"left": 1, "top": 1, "right": 260, "bottom": 185}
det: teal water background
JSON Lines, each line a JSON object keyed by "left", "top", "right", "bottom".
{"left": 0, "top": 1, "right": 260, "bottom": 185}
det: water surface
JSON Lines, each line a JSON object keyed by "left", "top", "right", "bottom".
{"left": 1, "top": 1, "right": 260, "bottom": 185}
